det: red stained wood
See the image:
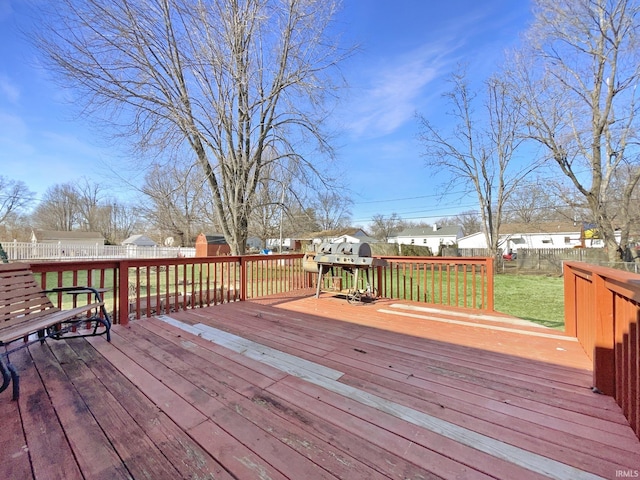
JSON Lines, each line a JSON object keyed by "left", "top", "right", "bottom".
{"left": 2, "top": 291, "right": 640, "bottom": 479}
{"left": 12, "top": 347, "right": 83, "bottom": 480}
{"left": 66, "top": 339, "right": 235, "bottom": 480}
{"left": 27, "top": 343, "right": 131, "bottom": 480}
{"left": 0, "top": 352, "right": 34, "bottom": 480}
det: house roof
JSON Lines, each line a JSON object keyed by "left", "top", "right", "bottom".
{"left": 303, "top": 228, "right": 370, "bottom": 240}
{"left": 394, "top": 226, "right": 461, "bottom": 237}
{"left": 499, "top": 222, "right": 581, "bottom": 235}
{"left": 34, "top": 230, "right": 105, "bottom": 241}
{"left": 122, "top": 234, "right": 157, "bottom": 246}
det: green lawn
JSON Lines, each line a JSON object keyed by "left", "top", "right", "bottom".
{"left": 494, "top": 274, "right": 565, "bottom": 329}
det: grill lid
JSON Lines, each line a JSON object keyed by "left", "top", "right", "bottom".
{"left": 312, "top": 241, "right": 384, "bottom": 268}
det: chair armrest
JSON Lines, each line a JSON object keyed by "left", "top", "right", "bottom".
{"left": 45, "top": 286, "right": 108, "bottom": 301}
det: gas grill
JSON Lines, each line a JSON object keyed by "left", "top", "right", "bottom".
{"left": 303, "top": 241, "right": 387, "bottom": 301}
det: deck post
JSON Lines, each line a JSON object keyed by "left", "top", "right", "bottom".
{"left": 486, "top": 257, "right": 494, "bottom": 312}
{"left": 239, "top": 256, "right": 247, "bottom": 301}
{"left": 563, "top": 265, "right": 577, "bottom": 337}
{"left": 118, "top": 261, "right": 130, "bottom": 326}
{"left": 593, "top": 272, "right": 615, "bottom": 396}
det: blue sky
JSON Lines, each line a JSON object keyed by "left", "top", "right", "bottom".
{"left": 0, "top": 0, "right": 532, "bottom": 226}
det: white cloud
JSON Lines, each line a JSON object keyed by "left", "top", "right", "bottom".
{"left": 41, "top": 131, "right": 106, "bottom": 158}
{"left": 0, "top": 74, "right": 20, "bottom": 103}
{"left": 0, "top": 111, "right": 28, "bottom": 144}
{"left": 343, "top": 41, "right": 460, "bottom": 138}
{"left": 337, "top": 1, "right": 526, "bottom": 140}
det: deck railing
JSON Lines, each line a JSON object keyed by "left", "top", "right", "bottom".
{"left": 564, "top": 261, "right": 640, "bottom": 439}
{"left": 28, "top": 255, "right": 495, "bottom": 325}
{"left": 377, "top": 256, "right": 494, "bottom": 312}
{"left": 29, "top": 254, "right": 312, "bottom": 325}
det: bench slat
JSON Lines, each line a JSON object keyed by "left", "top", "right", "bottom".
{"left": 1, "top": 307, "right": 61, "bottom": 330}
{"left": 0, "top": 270, "right": 43, "bottom": 290}
{"left": 0, "top": 262, "right": 111, "bottom": 400}
{"left": 0, "top": 263, "right": 109, "bottom": 345}
{"left": 0, "top": 303, "right": 105, "bottom": 344}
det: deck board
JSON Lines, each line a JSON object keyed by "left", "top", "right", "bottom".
{"left": 67, "top": 338, "right": 235, "bottom": 480}
{"left": 11, "top": 346, "right": 83, "bottom": 480}
{"left": 163, "top": 314, "right": 633, "bottom": 478}
{"left": 2, "top": 291, "right": 639, "bottom": 479}
{"left": 28, "top": 339, "right": 132, "bottom": 480}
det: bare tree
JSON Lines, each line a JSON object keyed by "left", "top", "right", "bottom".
{"left": 509, "top": 0, "right": 640, "bottom": 261}
{"left": 453, "top": 210, "right": 482, "bottom": 236}
{"left": 34, "top": 0, "right": 348, "bottom": 254}
{"left": 417, "top": 69, "right": 532, "bottom": 257}
{"left": 140, "top": 163, "right": 210, "bottom": 247}
{"left": 312, "top": 191, "right": 352, "bottom": 231}
{"left": 370, "top": 213, "right": 404, "bottom": 241}
{"left": 502, "top": 178, "right": 573, "bottom": 224}
{"left": 0, "top": 176, "right": 35, "bottom": 224}
{"left": 284, "top": 205, "right": 320, "bottom": 235}
{"left": 31, "top": 183, "right": 82, "bottom": 231}
{"left": 73, "top": 178, "right": 104, "bottom": 232}
{"left": 250, "top": 178, "right": 284, "bottom": 250}
{"left": 100, "top": 201, "right": 145, "bottom": 244}
{"left": 248, "top": 154, "right": 300, "bottom": 250}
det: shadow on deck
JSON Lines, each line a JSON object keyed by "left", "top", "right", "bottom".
{"left": 2, "top": 290, "right": 639, "bottom": 479}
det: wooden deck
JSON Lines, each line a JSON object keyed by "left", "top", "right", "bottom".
{"left": 2, "top": 290, "right": 639, "bottom": 479}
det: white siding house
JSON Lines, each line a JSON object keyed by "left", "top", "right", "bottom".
{"left": 308, "top": 228, "right": 373, "bottom": 245}
{"left": 388, "top": 225, "right": 463, "bottom": 253}
{"left": 266, "top": 228, "right": 375, "bottom": 251}
{"left": 457, "top": 222, "right": 621, "bottom": 252}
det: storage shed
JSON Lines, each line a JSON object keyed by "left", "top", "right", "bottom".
{"left": 195, "top": 233, "right": 231, "bottom": 256}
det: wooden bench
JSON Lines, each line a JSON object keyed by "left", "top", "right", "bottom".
{"left": 0, "top": 263, "right": 111, "bottom": 400}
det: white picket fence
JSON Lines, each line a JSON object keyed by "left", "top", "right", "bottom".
{"left": 1, "top": 241, "right": 196, "bottom": 261}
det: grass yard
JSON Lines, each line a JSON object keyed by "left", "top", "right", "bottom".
{"left": 494, "top": 273, "right": 565, "bottom": 329}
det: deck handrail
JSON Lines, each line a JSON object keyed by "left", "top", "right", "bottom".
{"left": 377, "top": 256, "right": 494, "bottom": 312}
{"left": 27, "top": 254, "right": 495, "bottom": 323}
{"left": 29, "top": 255, "right": 312, "bottom": 325}
{"left": 564, "top": 261, "right": 639, "bottom": 439}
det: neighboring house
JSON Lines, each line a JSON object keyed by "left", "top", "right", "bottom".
{"left": 265, "top": 236, "right": 299, "bottom": 251}
{"left": 122, "top": 234, "right": 157, "bottom": 247}
{"left": 31, "top": 230, "right": 105, "bottom": 246}
{"left": 388, "top": 225, "right": 463, "bottom": 253}
{"left": 268, "top": 228, "right": 375, "bottom": 251}
{"left": 309, "top": 228, "right": 373, "bottom": 245}
{"left": 457, "top": 222, "right": 622, "bottom": 252}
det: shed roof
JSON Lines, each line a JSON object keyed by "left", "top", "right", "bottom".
{"left": 198, "top": 233, "right": 228, "bottom": 245}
